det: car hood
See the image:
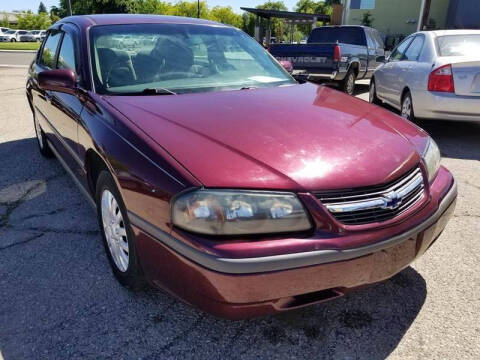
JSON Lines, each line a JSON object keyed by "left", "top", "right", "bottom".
{"left": 106, "top": 83, "right": 427, "bottom": 191}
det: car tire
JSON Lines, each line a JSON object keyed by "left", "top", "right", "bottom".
{"left": 340, "top": 68, "right": 356, "bottom": 95}
{"left": 401, "top": 91, "right": 415, "bottom": 122}
{"left": 96, "top": 170, "right": 145, "bottom": 290}
{"left": 369, "top": 79, "right": 381, "bottom": 105}
{"left": 33, "top": 112, "right": 54, "bottom": 158}
{"left": 11, "top": 38, "right": 16, "bottom": 42}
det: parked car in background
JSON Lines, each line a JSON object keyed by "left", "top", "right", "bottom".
{"left": 30, "top": 30, "right": 46, "bottom": 41}
{"left": 370, "top": 30, "right": 480, "bottom": 122}
{"left": 0, "top": 29, "right": 29, "bottom": 42}
{"left": 270, "top": 26, "right": 385, "bottom": 94}
{"left": 27, "top": 15, "right": 456, "bottom": 319}
{"left": 19, "top": 31, "right": 37, "bottom": 42}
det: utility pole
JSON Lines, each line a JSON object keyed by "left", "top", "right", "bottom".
{"left": 197, "top": 0, "right": 200, "bottom": 18}
{"left": 67, "top": 0, "right": 72, "bottom": 16}
{"left": 418, "top": 0, "right": 432, "bottom": 31}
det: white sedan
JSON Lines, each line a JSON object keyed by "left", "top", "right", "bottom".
{"left": 370, "top": 30, "right": 480, "bottom": 122}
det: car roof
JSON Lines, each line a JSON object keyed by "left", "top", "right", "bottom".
{"left": 420, "top": 29, "right": 480, "bottom": 37}
{"left": 57, "top": 14, "right": 226, "bottom": 29}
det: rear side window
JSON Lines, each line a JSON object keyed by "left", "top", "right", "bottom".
{"left": 57, "top": 33, "right": 76, "bottom": 73}
{"left": 404, "top": 36, "right": 424, "bottom": 61}
{"left": 389, "top": 37, "right": 413, "bottom": 61}
{"left": 436, "top": 34, "right": 480, "bottom": 56}
{"left": 308, "top": 27, "right": 366, "bottom": 46}
{"left": 40, "top": 32, "right": 62, "bottom": 68}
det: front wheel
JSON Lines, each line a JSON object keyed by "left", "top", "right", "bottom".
{"left": 340, "top": 68, "right": 356, "bottom": 95}
{"left": 96, "top": 171, "right": 145, "bottom": 290}
{"left": 369, "top": 79, "right": 381, "bottom": 105}
{"left": 10, "top": 38, "right": 16, "bottom": 42}
{"left": 33, "top": 112, "right": 53, "bottom": 158}
{"left": 401, "top": 91, "right": 415, "bottom": 122}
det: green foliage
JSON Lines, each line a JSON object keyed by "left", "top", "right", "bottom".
{"left": 16, "top": 12, "right": 52, "bottom": 30}
{"left": 361, "top": 11, "right": 374, "bottom": 27}
{"left": 0, "top": 42, "right": 41, "bottom": 50}
{"left": 38, "top": 2, "right": 47, "bottom": 14}
{"left": 209, "top": 6, "right": 242, "bottom": 28}
{"left": 1, "top": 13, "right": 9, "bottom": 28}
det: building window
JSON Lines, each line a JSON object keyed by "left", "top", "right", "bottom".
{"left": 351, "top": 0, "right": 375, "bottom": 9}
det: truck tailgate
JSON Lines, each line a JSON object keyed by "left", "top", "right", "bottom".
{"left": 270, "top": 43, "right": 336, "bottom": 73}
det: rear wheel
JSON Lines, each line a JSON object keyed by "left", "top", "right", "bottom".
{"left": 96, "top": 171, "right": 145, "bottom": 290}
{"left": 11, "top": 38, "right": 16, "bottom": 42}
{"left": 340, "top": 68, "right": 356, "bottom": 95}
{"left": 401, "top": 91, "right": 415, "bottom": 121}
{"left": 369, "top": 79, "right": 381, "bottom": 105}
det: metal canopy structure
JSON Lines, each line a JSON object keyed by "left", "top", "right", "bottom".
{"left": 241, "top": 7, "right": 330, "bottom": 46}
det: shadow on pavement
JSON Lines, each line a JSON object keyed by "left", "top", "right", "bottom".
{"left": 0, "top": 137, "right": 427, "bottom": 360}
{"left": 416, "top": 119, "right": 480, "bottom": 161}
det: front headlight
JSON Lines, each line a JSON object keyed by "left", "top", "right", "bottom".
{"left": 172, "top": 190, "right": 312, "bottom": 236}
{"left": 422, "top": 137, "right": 441, "bottom": 182}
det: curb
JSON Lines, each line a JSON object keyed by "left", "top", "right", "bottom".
{"left": 0, "top": 50, "right": 37, "bottom": 53}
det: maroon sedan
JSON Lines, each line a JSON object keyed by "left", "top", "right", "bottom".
{"left": 26, "top": 15, "right": 456, "bottom": 319}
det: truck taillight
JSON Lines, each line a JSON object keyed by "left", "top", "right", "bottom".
{"left": 428, "top": 64, "right": 455, "bottom": 93}
{"left": 333, "top": 45, "right": 341, "bottom": 62}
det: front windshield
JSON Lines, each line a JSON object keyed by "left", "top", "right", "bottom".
{"left": 89, "top": 23, "right": 295, "bottom": 95}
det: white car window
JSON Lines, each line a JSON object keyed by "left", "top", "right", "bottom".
{"left": 389, "top": 37, "right": 413, "bottom": 61}
{"left": 403, "top": 36, "right": 424, "bottom": 61}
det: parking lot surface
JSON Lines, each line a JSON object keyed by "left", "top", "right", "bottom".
{"left": 0, "top": 67, "right": 479, "bottom": 359}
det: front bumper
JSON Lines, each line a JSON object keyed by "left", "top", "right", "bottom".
{"left": 132, "top": 169, "right": 456, "bottom": 319}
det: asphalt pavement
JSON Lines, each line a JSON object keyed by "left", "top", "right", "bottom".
{"left": 0, "top": 51, "right": 35, "bottom": 68}
{"left": 0, "top": 65, "right": 479, "bottom": 360}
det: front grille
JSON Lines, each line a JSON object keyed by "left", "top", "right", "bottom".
{"left": 314, "top": 167, "right": 425, "bottom": 225}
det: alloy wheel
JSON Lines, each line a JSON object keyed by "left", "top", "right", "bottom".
{"left": 346, "top": 73, "right": 355, "bottom": 94}
{"left": 401, "top": 95, "right": 412, "bottom": 120}
{"left": 101, "top": 189, "right": 129, "bottom": 272}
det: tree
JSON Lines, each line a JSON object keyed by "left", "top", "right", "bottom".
{"left": 38, "top": 2, "right": 47, "bottom": 14}
{"left": 209, "top": 6, "right": 242, "bottom": 28}
{"left": 361, "top": 11, "right": 374, "bottom": 27}
{"left": 16, "top": 12, "right": 52, "bottom": 30}
{"left": 1, "top": 13, "right": 9, "bottom": 28}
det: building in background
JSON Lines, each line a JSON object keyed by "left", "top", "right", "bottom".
{"left": 0, "top": 11, "right": 25, "bottom": 26}
{"left": 341, "top": 0, "right": 477, "bottom": 48}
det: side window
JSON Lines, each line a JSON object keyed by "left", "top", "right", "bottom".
{"left": 390, "top": 37, "right": 413, "bottom": 61}
{"left": 403, "top": 36, "right": 425, "bottom": 61}
{"left": 366, "top": 29, "right": 375, "bottom": 49}
{"left": 40, "top": 32, "right": 62, "bottom": 69}
{"left": 372, "top": 30, "right": 384, "bottom": 49}
{"left": 57, "top": 33, "right": 76, "bottom": 73}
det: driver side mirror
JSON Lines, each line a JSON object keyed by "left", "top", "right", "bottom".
{"left": 38, "top": 69, "right": 77, "bottom": 95}
{"left": 279, "top": 60, "right": 293, "bottom": 73}
{"left": 376, "top": 55, "right": 386, "bottom": 63}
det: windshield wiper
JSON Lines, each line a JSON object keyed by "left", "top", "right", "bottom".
{"left": 140, "top": 87, "right": 177, "bottom": 95}
{"left": 239, "top": 86, "right": 257, "bottom": 90}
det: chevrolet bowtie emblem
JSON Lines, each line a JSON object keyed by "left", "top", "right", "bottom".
{"left": 382, "top": 190, "right": 402, "bottom": 210}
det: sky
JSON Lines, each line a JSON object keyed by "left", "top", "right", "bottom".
{"left": 2, "top": 0, "right": 301, "bottom": 13}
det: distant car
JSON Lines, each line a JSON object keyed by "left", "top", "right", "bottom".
{"left": 0, "top": 29, "right": 29, "bottom": 42}
{"left": 30, "top": 30, "right": 46, "bottom": 41}
{"left": 370, "top": 30, "right": 480, "bottom": 122}
{"left": 0, "top": 27, "right": 10, "bottom": 35}
{"left": 20, "top": 31, "right": 37, "bottom": 42}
